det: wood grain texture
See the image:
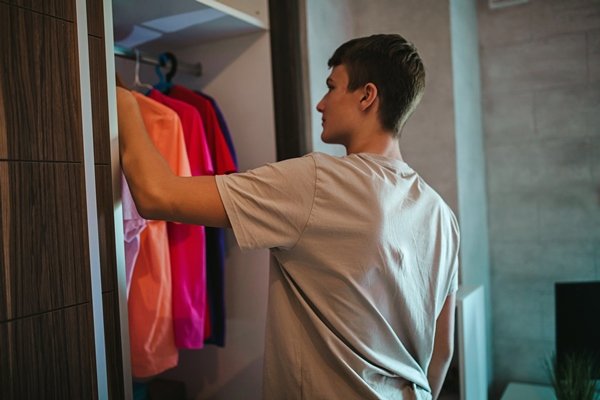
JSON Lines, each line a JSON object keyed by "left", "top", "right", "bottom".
{"left": 95, "top": 165, "right": 117, "bottom": 292}
{"left": 0, "top": 165, "right": 5, "bottom": 322}
{"left": 0, "top": 60, "right": 6, "bottom": 160}
{"left": 0, "top": 161, "right": 91, "bottom": 321}
{"left": 0, "top": 0, "right": 75, "bottom": 21}
{"left": 0, "top": 304, "right": 98, "bottom": 400}
{"left": 89, "top": 35, "right": 111, "bottom": 165}
{"left": 86, "top": 0, "right": 104, "bottom": 38}
{"left": 103, "top": 291, "right": 125, "bottom": 400}
{"left": 0, "top": 3, "right": 82, "bottom": 162}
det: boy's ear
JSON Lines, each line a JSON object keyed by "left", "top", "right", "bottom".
{"left": 359, "top": 83, "right": 378, "bottom": 110}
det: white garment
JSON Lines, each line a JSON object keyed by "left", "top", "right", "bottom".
{"left": 216, "top": 152, "right": 459, "bottom": 400}
{"left": 121, "top": 173, "right": 147, "bottom": 298}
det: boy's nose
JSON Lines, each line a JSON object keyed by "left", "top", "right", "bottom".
{"left": 316, "top": 99, "right": 324, "bottom": 113}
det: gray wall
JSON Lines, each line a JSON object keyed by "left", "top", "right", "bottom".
{"left": 450, "top": 0, "right": 492, "bottom": 384}
{"left": 478, "top": 0, "right": 600, "bottom": 390}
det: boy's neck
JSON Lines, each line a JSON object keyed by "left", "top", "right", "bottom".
{"left": 345, "top": 130, "right": 403, "bottom": 161}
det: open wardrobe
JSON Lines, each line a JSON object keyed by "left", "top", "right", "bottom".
{"left": 0, "top": 0, "right": 303, "bottom": 398}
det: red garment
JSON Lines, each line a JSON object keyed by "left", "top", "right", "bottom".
{"left": 169, "top": 85, "right": 237, "bottom": 175}
{"left": 148, "top": 89, "right": 214, "bottom": 349}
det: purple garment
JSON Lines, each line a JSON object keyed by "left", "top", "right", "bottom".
{"left": 122, "top": 173, "right": 147, "bottom": 297}
{"left": 195, "top": 91, "right": 238, "bottom": 168}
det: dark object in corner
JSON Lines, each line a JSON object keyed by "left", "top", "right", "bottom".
{"left": 555, "top": 281, "right": 600, "bottom": 379}
{"left": 148, "top": 378, "right": 186, "bottom": 400}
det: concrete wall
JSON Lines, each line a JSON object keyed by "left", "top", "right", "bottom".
{"left": 478, "top": 0, "right": 600, "bottom": 392}
{"left": 450, "top": 0, "right": 493, "bottom": 385}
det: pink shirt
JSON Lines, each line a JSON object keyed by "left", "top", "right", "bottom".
{"left": 148, "top": 89, "right": 213, "bottom": 349}
{"left": 168, "top": 85, "right": 238, "bottom": 340}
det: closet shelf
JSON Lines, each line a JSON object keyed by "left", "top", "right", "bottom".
{"left": 113, "top": 0, "right": 267, "bottom": 52}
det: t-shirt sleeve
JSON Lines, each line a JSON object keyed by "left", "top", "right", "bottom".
{"left": 447, "top": 211, "right": 460, "bottom": 294}
{"left": 448, "top": 253, "right": 459, "bottom": 294}
{"left": 215, "top": 155, "right": 316, "bottom": 251}
{"left": 434, "top": 206, "right": 460, "bottom": 317}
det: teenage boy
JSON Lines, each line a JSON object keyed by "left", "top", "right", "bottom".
{"left": 118, "top": 33, "right": 459, "bottom": 400}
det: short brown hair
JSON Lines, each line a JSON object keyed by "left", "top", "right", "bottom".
{"left": 328, "top": 34, "right": 426, "bottom": 137}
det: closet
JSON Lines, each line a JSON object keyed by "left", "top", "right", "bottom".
{"left": 0, "top": 0, "right": 278, "bottom": 398}
{"left": 111, "top": 1, "right": 277, "bottom": 398}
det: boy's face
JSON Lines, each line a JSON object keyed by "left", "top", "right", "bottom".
{"left": 316, "top": 65, "right": 363, "bottom": 146}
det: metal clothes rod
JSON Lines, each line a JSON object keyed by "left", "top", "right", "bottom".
{"left": 114, "top": 45, "right": 203, "bottom": 77}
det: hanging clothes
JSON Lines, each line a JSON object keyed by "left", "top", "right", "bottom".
{"left": 128, "top": 91, "right": 191, "bottom": 377}
{"left": 147, "top": 88, "right": 213, "bottom": 349}
{"left": 168, "top": 85, "right": 236, "bottom": 175}
{"left": 168, "top": 85, "right": 237, "bottom": 347}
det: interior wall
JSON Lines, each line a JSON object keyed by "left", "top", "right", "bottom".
{"left": 478, "top": 0, "right": 600, "bottom": 392}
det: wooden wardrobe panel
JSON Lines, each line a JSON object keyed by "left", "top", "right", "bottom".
{"left": 89, "top": 35, "right": 111, "bottom": 165}
{"left": 86, "top": 0, "right": 104, "bottom": 38}
{"left": 0, "top": 3, "right": 82, "bottom": 162}
{"left": 88, "top": 36, "right": 110, "bottom": 164}
{"left": 103, "top": 291, "right": 125, "bottom": 400}
{"left": 1, "top": 0, "right": 75, "bottom": 21}
{"left": 0, "top": 169, "right": 5, "bottom": 321}
{"left": 0, "top": 304, "right": 97, "bottom": 400}
{"left": 0, "top": 161, "right": 91, "bottom": 322}
{"left": 95, "top": 165, "right": 117, "bottom": 292}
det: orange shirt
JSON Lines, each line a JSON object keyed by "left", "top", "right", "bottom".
{"left": 128, "top": 92, "right": 191, "bottom": 377}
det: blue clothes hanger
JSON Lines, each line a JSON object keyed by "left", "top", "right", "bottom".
{"left": 154, "top": 52, "right": 178, "bottom": 94}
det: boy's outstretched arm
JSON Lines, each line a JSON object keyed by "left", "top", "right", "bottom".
{"left": 117, "top": 87, "right": 230, "bottom": 228}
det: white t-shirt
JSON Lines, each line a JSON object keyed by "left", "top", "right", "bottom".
{"left": 216, "top": 152, "right": 459, "bottom": 400}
